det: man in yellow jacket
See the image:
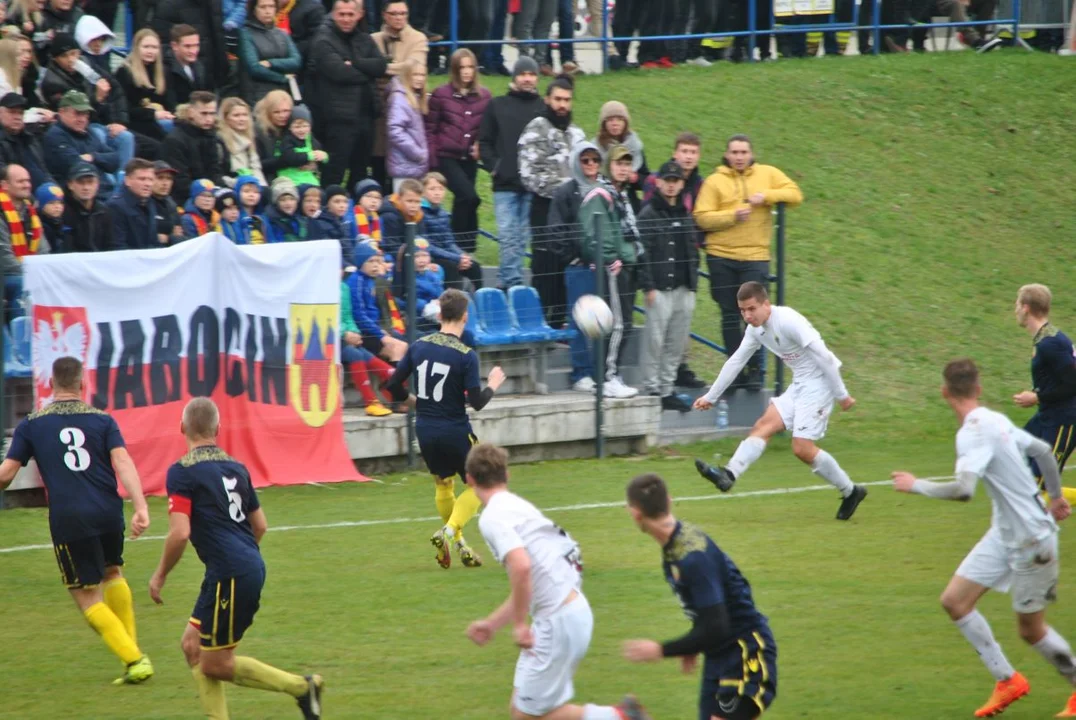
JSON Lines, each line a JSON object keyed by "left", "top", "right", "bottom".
{"left": 694, "top": 135, "right": 803, "bottom": 390}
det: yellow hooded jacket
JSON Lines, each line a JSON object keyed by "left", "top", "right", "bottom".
{"left": 693, "top": 163, "right": 803, "bottom": 262}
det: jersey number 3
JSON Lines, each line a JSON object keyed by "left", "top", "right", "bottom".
{"left": 60, "top": 427, "right": 91, "bottom": 472}
{"left": 415, "top": 360, "right": 451, "bottom": 402}
{"left": 223, "top": 476, "right": 246, "bottom": 523}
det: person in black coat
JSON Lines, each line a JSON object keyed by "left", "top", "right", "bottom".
{"left": 281, "top": 0, "right": 326, "bottom": 61}
{"left": 35, "top": 0, "right": 84, "bottom": 65}
{"left": 159, "top": 91, "right": 228, "bottom": 202}
{"left": 151, "top": 0, "right": 229, "bottom": 89}
{"left": 59, "top": 163, "right": 114, "bottom": 252}
{"left": 114, "top": 29, "right": 175, "bottom": 141}
{"left": 0, "top": 93, "right": 54, "bottom": 190}
{"left": 163, "top": 25, "right": 215, "bottom": 106}
{"left": 307, "top": 0, "right": 388, "bottom": 187}
{"left": 106, "top": 158, "right": 160, "bottom": 249}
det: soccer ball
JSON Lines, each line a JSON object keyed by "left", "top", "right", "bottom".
{"left": 572, "top": 295, "right": 614, "bottom": 338}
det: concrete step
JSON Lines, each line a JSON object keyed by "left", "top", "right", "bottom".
{"left": 655, "top": 425, "right": 753, "bottom": 447}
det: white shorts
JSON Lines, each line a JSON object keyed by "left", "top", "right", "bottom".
{"left": 513, "top": 592, "right": 594, "bottom": 716}
{"left": 770, "top": 380, "right": 835, "bottom": 441}
{"left": 956, "top": 527, "right": 1059, "bottom": 613}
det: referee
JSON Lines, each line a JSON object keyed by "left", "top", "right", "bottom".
{"left": 1014, "top": 284, "right": 1076, "bottom": 501}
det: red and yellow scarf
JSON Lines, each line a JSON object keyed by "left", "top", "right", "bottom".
{"left": 189, "top": 209, "right": 221, "bottom": 237}
{"left": 354, "top": 208, "right": 381, "bottom": 242}
{"left": 1, "top": 191, "right": 41, "bottom": 259}
{"left": 384, "top": 288, "right": 405, "bottom": 334}
{"left": 275, "top": 0, "right": 296, "bottom": 33}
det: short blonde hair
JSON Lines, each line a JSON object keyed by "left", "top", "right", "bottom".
{"left": 183, "top": 397, "right": 220, "bottom": 440}
{"left": 422, "top": 172, "right": 446, "bottom": 188}
{"left": 1017, "top": 284, "right": 1051, "bottom": 317}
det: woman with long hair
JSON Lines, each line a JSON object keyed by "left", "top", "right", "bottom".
{"left": 592, "top": 100, "right": 648, "bottom": 204}
{"left": 217, "top": 96, "right": 266, "bottom": 187}
{"left": 114, "top": 29, "right": 174, "bottom": 141}
{"left": 385, "top": 61, "right": 428, "bottom": 191}
{"left": 0, "top": 37, "right": 22, "bottom": 96}
{"left": 12, "top": 33, "right": 49, "bottom": 121}
{"left": 424, "top": 48, "right": 490, "bottom": 252}
{"left": 252, "top": 88, "right": 293, "bottom": 181}
{"left": 237, "top": 0, "right": 301, "bottom": 104}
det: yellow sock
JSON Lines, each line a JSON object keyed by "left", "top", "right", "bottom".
{"left": 103, "top": 577, "right": 137, "bottom": 645}
{"left": 1063, "top": 487, "right": 1076, "bottom": 503}
{"left": 434, "top": 477, "right": 456, "bottom": 523}
{"left": 193, "top": 666, "right": 229, "bottom": 719}
{"left": 83, "top": 602, "right": 141, "bottom": 665}
{"left": 446, "top": 487, "right": 481, "bottom": 539}
{"left": 232, "top": 655, "right": 308, "bottom": 698}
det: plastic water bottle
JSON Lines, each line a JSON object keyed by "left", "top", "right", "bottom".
{"left": 716, "top": 399, "right": 729, "bottom": 430}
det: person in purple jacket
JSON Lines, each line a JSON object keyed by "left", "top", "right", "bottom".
{"left": 386, "top": 62, "right": 429, "bottom": 192}
{"left": 424, "top": 48, "right": 491, "bottom": 253}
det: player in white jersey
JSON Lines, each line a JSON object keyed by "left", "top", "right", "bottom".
{"left": 893, "top": 358, "right": 1076, "bottom": 718}
{"left": 463, "top": 444, "right": 651, "bottom": 720}
{"left": 692, "top": 281, "right": 868, "bottom": 520}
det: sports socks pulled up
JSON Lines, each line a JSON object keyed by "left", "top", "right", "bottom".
{"left": 84, "top": 602, "right": 141, "bottom": 666}
{"left": 955, "top": 610, "right": 1016, "bottom": 682}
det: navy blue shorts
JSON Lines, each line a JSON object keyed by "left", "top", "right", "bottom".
{"left": 189, "top": 566, "right": 265, "bottom": 651}
{"left": 699, "top": 627, "right": 778, "bottom": 720}
{"left": 1025, "top": 414, "right": 1076, "bottom": 485}
{"left": 416, "top": 423, "right": 477, "bottom": 481}
{"left": 53, "top": 531, "right": 124, "bottom": 588}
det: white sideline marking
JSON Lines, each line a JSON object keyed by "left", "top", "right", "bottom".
{"left": 0, "top": 473, "right": 957, "bottom": 555}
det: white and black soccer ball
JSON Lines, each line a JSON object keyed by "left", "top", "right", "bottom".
{"left": 572, "top": 294, "right": 614, "bottom": 338}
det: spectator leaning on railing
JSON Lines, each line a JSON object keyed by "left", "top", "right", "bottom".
{"left": 694, "top": 134, "right": 803, "bottom": 391}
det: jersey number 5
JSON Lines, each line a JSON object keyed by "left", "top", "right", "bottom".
{"left": 223, "top": 476, "right": 246, "bottom": 523}
{"left": 415, "top": 360, "right": 451, "bottom": 402}
{"left": 59, "top": 427, "right": 91, "bottom": 472}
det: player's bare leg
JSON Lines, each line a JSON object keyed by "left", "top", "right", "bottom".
{"left": 196, "top": 642, "right": 324, "bottom": 720}
{"left": 68, "top": 583, "right": 152, "bottom": 684}
{"left": 790, "top": 437, "right": 867, "bottom": 520}
{"left": 508, "top": 691, "right": 651, "bottom": 720}
{"left": 695, "top": 404, "right": 784, "bottom": 492}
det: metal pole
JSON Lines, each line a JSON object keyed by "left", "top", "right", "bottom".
{"left": 404, "top": 221, "right": 417, "bottom": 468}
{"left": 774, "top": 203, "right": 786, "bottom": 396}
{"left": 591, "top": 211, "right": 605, "bottom": 459}
{"left": 601, "top": 0, "right": 610, "bottom": 73}
{"left": 1012, "top": 0, "right": 1021, "bottom": 44}
{"left": 871, "top": 0, "right": 882, "bottom": 54}
{"left": 450, "top": 0, "right": 460, "bottom": 54}
{"left": 749, "top": 0, "right": 758, "bottom": 61}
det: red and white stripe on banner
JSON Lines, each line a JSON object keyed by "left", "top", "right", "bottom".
{"left": 23, "top": 233, "right": 368, "bottom": 495}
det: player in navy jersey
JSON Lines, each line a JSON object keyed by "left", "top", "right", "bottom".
{"left": 623, "top": 474, "right": 777, "bottom": 720}
{"left": 385, "top": 288, "right": 506, "bottom": 569}
{"left": 0, "top": 356, "right": 154, "bottom": 685}
{"left": 149, "top": 397, "right": 324, "bottom": 720}
{"left": 1013, "top": 284, "right": 1076, "bottom": 502}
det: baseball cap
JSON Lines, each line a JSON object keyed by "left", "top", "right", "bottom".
{"left": 0, "top": 93, "right": 27, "bottom": 109}
{"left": 153, "top": 160, "right": 177, "bottom": 175}
{"left": 59, "top": 90, "right": 92, "bottom": 112}
{"left": 67, "top": 161, "right": 99, "bottom": 180}
{"left": 608, "top": 145, "right": 633, "bottom": 163}
{"left": 658, "top": 160, "right": 684, "bottom": 179}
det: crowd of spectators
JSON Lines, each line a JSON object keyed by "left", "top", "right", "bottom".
{"left": 0, "top": 0, "right": 820, "bottom": 417}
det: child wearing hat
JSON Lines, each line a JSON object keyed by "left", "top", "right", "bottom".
{"left": 35, "top": 182, "right": 66, "bottom": 252}
{"left": 352, "top": 178, "right": 383, "bottom": 244}
{"left": 340, "top": 266, "right": 404, "bottom": 417}
{"left": 215, "top": 188, "right": 244, "bottom": 244}
{"left": 276, "top": 105, "right": 328, "bottom": 188}
{"left": 346, "top": 241, "right": 408, "bottom": 362}
{"left": 264, "top": 176, "right": 309, "bottom": 243}
{"left": 322, "top": 184, "right": 357, "bottom": 261}
{"left": 181, "top": 179, "right": 221, "bottom": 239}
{"left": 392, "top": 237, "right": 446, "bottom": 334}
{"left": 234, "top": 175, "right": 267, "bottom": 244}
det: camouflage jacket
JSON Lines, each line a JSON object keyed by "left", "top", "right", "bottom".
{"left": 517, "top": 116, "right": 586, "bottom": 199}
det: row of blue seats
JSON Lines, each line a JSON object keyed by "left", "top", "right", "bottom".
{"left": 3, "top": 316, "right": 31, "bottom": 379}
{"left": 468, "top": 287, "right": 578, "bottom": 346}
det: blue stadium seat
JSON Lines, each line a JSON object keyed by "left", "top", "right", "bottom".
{"left": 476, "top": 288, "right": 544, "bottom": 343}
{"left": 3, "top": 327, "right": 31, "bottom": 378}
{"left": 467, "top": 295, "right": 515, "bottom": 346}
{"left": 10, "top": 315, "right": 31, "bottom": 365}
{"left": 508, "top": 286, "right": 577, "bottom": 342}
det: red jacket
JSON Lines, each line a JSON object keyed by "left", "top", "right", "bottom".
{"left": 424, "top": 83, "right": 492, "bottom": 167}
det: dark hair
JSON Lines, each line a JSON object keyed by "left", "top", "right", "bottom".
{"left": 626, "top": 473, "right": 670, "bottom": 519}
{"left": 736, "top": 281, "right": 769, "bottom": 304}
{"left": 438, "top": 288, "right": 468, "bottom": 322}
{"left": 246, "top": 0, "right": 274, "bottom": 15}
{"left": 189, "top": 90, "right": 216, "bottom": 106}
{"left": 383, "top": 0, "right": 408, "bottom": 7}
{"left": 674, "top": 131, "right": 701, "bottom": 150}
{"left": 465, "top": 443, "right": 509, "bottom": 488}
{"left": 52, "top": 356, "right": 83, "bottom": 392}
{"left": 545, "top": 73, "right": 574, "bottom": 97}
{"left": 125, "top": 157, "right": 155, "bottom": 175}
{"left": 726, "top": 133, "right": 752, "bottom": 149}
{"left": 170, "top": 24, "right": 199, "bottom": 43}
{"left": 944, "top": 358, "right": 980, "bottom": 399}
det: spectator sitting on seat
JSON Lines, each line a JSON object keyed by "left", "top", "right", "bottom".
{"left": 234, "top": 173, "right": 266, "bottom": 243}
{"left": 393, "top": 237, "right": 444, "bottom": 333}
{"left": 322, "top": 185, "right": 356, "bottom": 260}
{"left": 252, "top": 88, "right": 292, "bottom": 182}
{"left": 180, "top": 178, "right": 220, "bottom": 239}
{"left": 421, "top": 171, "right": 482, "bottom": 291}
{"left": 214, "top": 187, "right": 244, "bottom": 243}
{"left": 275, "top": 104, "right": 327, "bottom": 187}
{"left": 150, "top": 159, "right": 183, "bottom": 246}
{"left": 72, "top": 17, "right": 140, "bottom": 168}
{"left": 302, "top": 184, "right": 347, "bottom": 244}
{"left": 592, "top": 101, "right": 647, "bottom": 204}
{"left": 0, "top": 164, "right": 45, "bottom": 316}
{"left": 0, "top": 92, "right": 54, "bottom": 190}
{"left": 44, "top": 89, "right": 119, "bottom": 197}
{"left": 161, "top": 24, "right": 214, "bottom": 104}
{"left": 378, "top": 176, "right": 426, "bottom": 259}
{"left": 114, "top": 29, "right": 174, "bottom": 143}
{"left": 218, "top": 96, "right": 266, "bottom": 187}
{"left": 60, "top": 161, "right": 112, "bottom": 252}
{"left": 160, "top": 90, "right": 227, "bottom": 202}
{"left": 264, "top": 175, "right": 308, "bottom": 242}
{"left": 106, "top": 158, "right": 159, "bottom": 249}
{"left": 341, "top": 265, "right": 399, "bottom": 417}
{"left": 353, "top": 177, "right": 382, "bottom": 243}
{"left": 347, "top": 240, "right": 408, "bottom": 363}
{"left": 35, "top": 0, "right": 84, "bottom": 67}
{"left": 34, "top": 181, "right": 65, "bottom": 251}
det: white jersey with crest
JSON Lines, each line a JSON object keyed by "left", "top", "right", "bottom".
{"left": 479, "top": 490, "right": 583, "bottom": 619}
{"left": 742, "top": 305, "right": 839, "bottom": 382}
{"left": 956, "top": 406, "right": 1058, "bottom": 549}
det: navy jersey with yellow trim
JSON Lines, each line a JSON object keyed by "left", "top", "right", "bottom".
{"left": 5, "top": 400, "right": 125, "bottom": 543}
{"left": 663, "top": 521, "right": 767, "bottom": 653}
{"left": 394, "top": 331, "right": 481, "bottom": 426}
{"left": 1032, "top": 324, "right": 1076, "bottom": 421}
{"left": 166, "top": 446, "right": 263, "bottom": 579}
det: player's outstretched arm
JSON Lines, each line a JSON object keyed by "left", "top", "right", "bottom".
{"left": 111, "top": 447, "right": 150, "bottom": 538}
{"left": 695, "top": 339, "right": 759, "bottom": 410}
{"left": 149, "top": 511, "right": 191, "bottom": 605}
{"left": 892, "top": 471, "right": 976, "bottom": 501}
{"left": 0, "top": 458, "right": 21, "bottom": 490}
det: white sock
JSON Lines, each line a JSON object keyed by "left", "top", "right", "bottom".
{"left": 583, "top": 705, "right": 620, "bottom": 720}
{"left": 1032, "top": 626, "right": 1076, "bottom": 686}
{"left": 727, "top": 436, "right": 767, "bottom": 478}
{"left": 956, "top": 610, "right": 1016, "bottom": 681}
{"left": 810, "top": 450, "right": 855, "bottom": 497}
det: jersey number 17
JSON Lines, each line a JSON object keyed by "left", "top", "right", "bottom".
{"left": 415, "top": 360, "right": 451, "bottom": 402}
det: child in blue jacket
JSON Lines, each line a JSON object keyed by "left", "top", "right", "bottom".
{"left": 421, "top": 172, "right": 483, "bottom": 290}
{"left": 346, "top": 241, "right": 408, "bottom": 362}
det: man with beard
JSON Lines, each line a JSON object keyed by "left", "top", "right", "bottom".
{"left": 517, "top": 74, "right": 584, "bottom": 327}
{"left": 477, "top": 56, "right": 544, "bottom": 291}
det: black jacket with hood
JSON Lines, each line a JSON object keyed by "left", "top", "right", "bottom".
{"left": 476, "top": 86, "right": 544, "bottom": 193}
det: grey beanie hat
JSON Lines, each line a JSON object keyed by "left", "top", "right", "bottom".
{"left": 512, "top": 56, "right": 540, "bottom": 78}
